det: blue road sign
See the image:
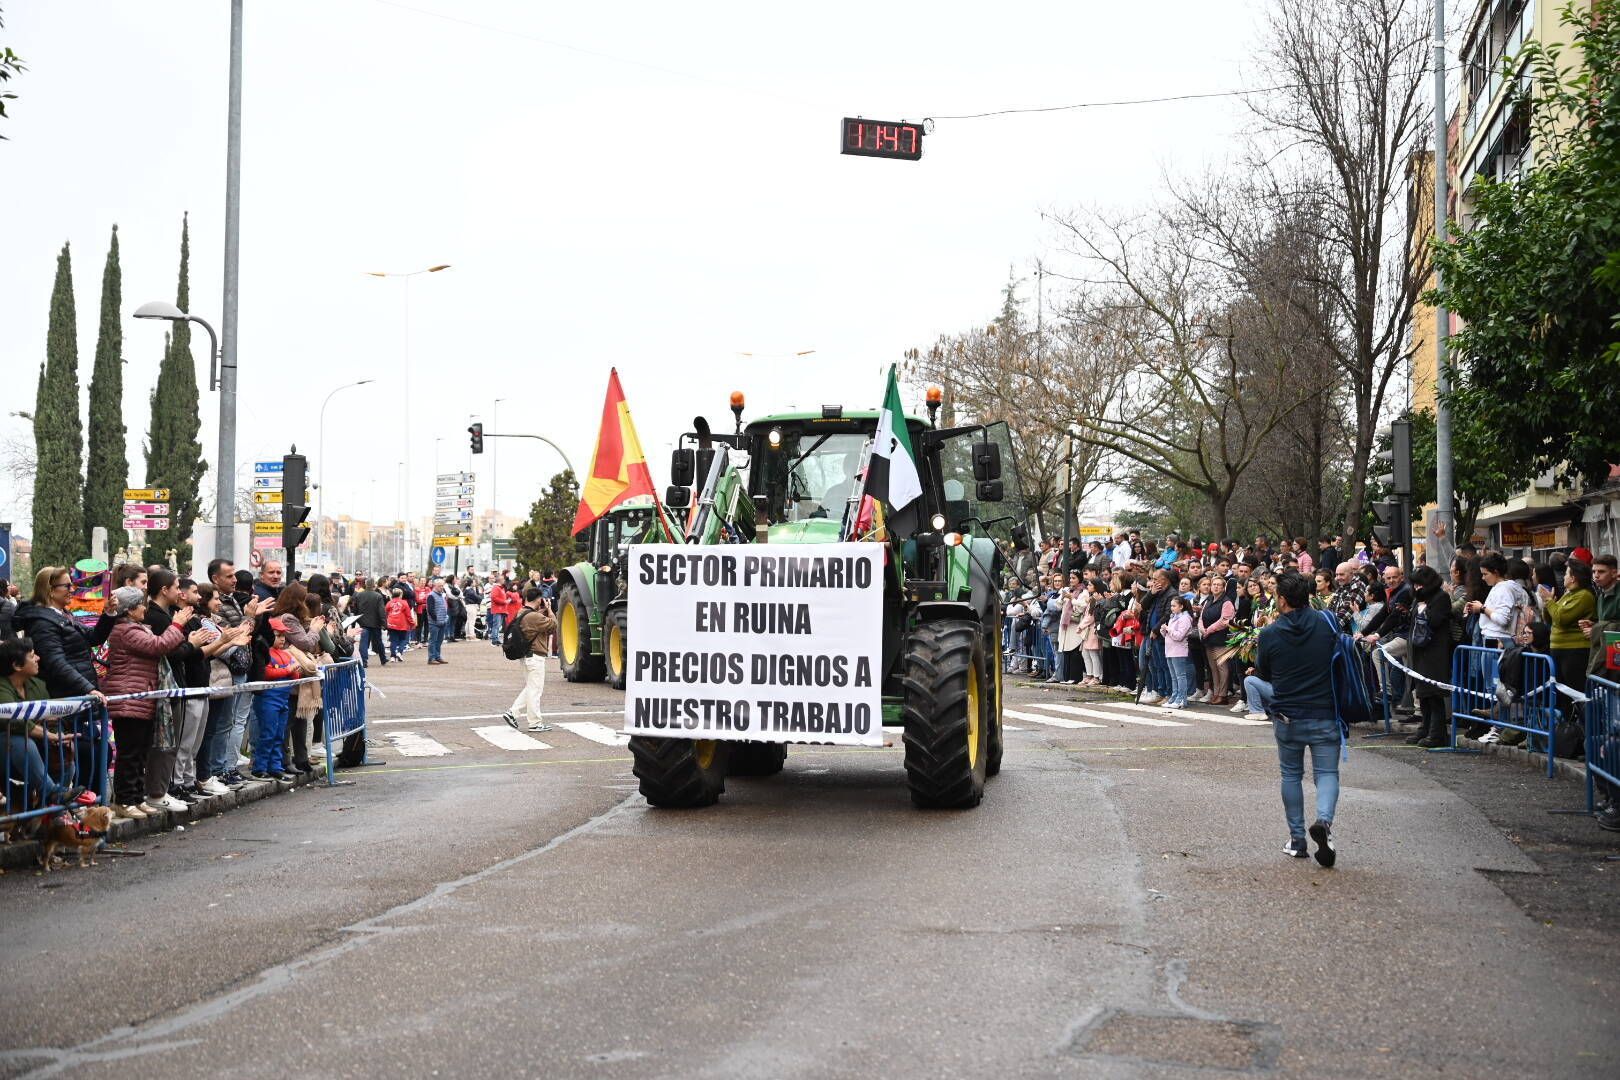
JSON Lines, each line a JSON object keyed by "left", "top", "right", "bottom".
{"left": 0, "top": 522, "right": 10, "bottom": 575}
{"left": 255, "top": 461, "right": 284, "bottom": 474}
{"left": 431, "top": 545, "right": 447, "bottom": 566}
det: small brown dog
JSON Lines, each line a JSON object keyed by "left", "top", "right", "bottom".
{"left": 38, "top": 805, "right": 115, "bottom": 871}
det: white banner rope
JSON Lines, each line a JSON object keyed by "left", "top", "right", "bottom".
{"left": 1372, "top": 644, "right": 1586, "bottom": 705}
{"left": 0, "top": 663, "right": 362, "bottom": 721}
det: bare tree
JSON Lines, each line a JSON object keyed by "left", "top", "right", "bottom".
{"left": 1238, "top": 0, "right": 1432, "bottom": 541}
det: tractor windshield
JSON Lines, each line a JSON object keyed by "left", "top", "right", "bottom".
{"left": 754, "top": 431, "right": 870, "bottom": 524}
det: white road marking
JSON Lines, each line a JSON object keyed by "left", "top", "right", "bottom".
{"left": 383, "top": 731, "right": 453, "bottom": 757}
{"left": 374, "top": 709, "right": 621, "bottom": 726}
{"left": 472, "top": 726, "right": 553, "bottom": 751}
{"left": 1101, "top": 700, "right": 1270, "bottom": 726}
{"left": 1002, "top": 708, "right": 1102, "bottom": 729}
{"left": 1028, "top": 701, "right": 1187, "bottom": 728}
{"left": 556, "top": 721, "right": 631, "bottom": 747}
{"left": 1003, "top": 725, "right": 1026, "bottom": 731}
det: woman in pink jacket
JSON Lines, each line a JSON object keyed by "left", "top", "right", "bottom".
{"left": 102, "top": 586, "right": 191, "bottom": 819}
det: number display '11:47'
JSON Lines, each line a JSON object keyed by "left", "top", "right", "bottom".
{"left": 840, "top": 118, "right": 923, "bottom": 161}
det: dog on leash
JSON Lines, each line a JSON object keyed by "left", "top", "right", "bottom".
{"left": 38, "top": 805, "right": 115, "bottom": 870}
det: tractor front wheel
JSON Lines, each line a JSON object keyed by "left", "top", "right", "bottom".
{"left": 985, "top": 628, "right": 1004, "bottom": 778}
{"left": 557, "top": 580, "right": 605, "bottom": 683}
{"left": 604, "top": 607, "right": 628, "bottom": 690}
{"left": 901, "top": 620, "right": 989, "bottom": 809}
{"left": 727, "top": 742, "right": 787, "bottom": 777}
{"left": 630, "top": 737, "right": 729, "bottom": 808}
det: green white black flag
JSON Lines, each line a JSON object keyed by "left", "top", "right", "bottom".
{"left": 867, "top": 365, "right": 923, "bottom": 510}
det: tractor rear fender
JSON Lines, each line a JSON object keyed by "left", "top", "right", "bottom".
{"left": 909, "top": 600, "right": 980, "bottom": 627}
{"left": 559, "top": 564, "right": 600, "bottom": 626}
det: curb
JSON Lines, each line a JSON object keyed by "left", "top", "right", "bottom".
{"left": 1452, "top": 735, "right": 1589, "bottom": 786}
{"left": 1, "top": 769, "right": 321, "bottom": 872}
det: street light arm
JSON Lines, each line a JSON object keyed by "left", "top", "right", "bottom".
{"left": 185, "top": 314, "right": 222, "bottom": 392}
{"left": 484, "top": 432, "right": 575, "bottom": 478}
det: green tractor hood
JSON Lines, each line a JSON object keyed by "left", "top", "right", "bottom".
{"left": 765, "top": 519, "right": 847, "bottom": 545}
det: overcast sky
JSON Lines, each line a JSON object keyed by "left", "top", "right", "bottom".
{"left": 2, "top": 0, "right": 1268, "bottom": 538}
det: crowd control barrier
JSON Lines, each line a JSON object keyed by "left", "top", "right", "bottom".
{"left": 1, "top": 700, "right": 111, "bottom": 834}
{"left": 1443, "top": 645, "right": 1560, "bottom": 779}
{"left": 319, "top": 658, "right": 371, "bottom": 786}
{"left": 1586, "top": 674, "right": 1619, "bottom": 813}
{"left": 1001, "top": 617, "right": 1054, "bottom": 678}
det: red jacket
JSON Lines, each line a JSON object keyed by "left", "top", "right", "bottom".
{"left": 490, "top": 585, "right": 519, "bottom": 618}
{"left": 385, "top": 598, "right": 415, "bottom": 631}
{"left": 103, "top": 618, "right": 186, "bottom": 720}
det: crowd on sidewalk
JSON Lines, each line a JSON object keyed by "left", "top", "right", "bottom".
{"left": 1001, "top": 529, "right": 1620, "bottom": 830}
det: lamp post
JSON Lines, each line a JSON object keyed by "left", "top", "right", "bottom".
{"left": 317, "top": 378, "right": 374, "bottom": 571}
{"left": 365, "top": 264, "right": 450, "bottom": 527}
{"left": 491, "top": 397, "right": 506, "bottom": 519}
{"left": 133, "top": 300, "right": 230, "bottom": 559}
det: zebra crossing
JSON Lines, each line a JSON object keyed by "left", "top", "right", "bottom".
{"left": 373, "top": 695, "right": 1269, "bottom": 761}
{"left": 1002, "top": 697, "right": 1271, "bottom": 732}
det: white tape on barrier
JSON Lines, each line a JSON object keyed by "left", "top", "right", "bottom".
{"left": 0, "top": 664, "right": 351, "bottom": 720}
{"left": 1373, "top": 644, "right": 1583, "bottom": 704}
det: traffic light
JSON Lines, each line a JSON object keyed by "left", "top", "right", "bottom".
{"left": 281, "top": 451, "right": 310, "bottom": 550}
{"left": 469, "top": 422, "right": 484, "bottom": 454}
{"left": 1371, "top": 500, "right": 1407, "bottom": 551}
{"left": 1375, "top": 419, "right": 1412, "bottom": 496}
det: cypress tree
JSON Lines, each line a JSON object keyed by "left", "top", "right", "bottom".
{"left": 142, "top": 214, "right": 207, "bottom": 567}
{"left": 30, "top": 242, "right": 86, "bottom": 569}
{"left": 84, "top": 224, "right": 128, "bottom": 555}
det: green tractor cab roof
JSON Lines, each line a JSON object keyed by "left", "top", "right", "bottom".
{"left": 747, "top": 410, "right": 925, "bottom": 429}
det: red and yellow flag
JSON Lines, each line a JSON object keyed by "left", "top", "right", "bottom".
{"left": 572, "top": 368, "right": 658, "bottom": 535}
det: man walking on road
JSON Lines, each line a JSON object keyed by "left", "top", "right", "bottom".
{"left": 425, "top": 580, "right": 451, "bottom": 665}
{"left": 1256, "top": 571, "right": 1342, "bottom": 868}
{"left": 502, "top": 588, "right": 558, "bottom": 733}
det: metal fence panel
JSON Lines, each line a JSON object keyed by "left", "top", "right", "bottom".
{"left": 1586, "top": 675, "right": 1619, "bottom": 812}
{"left": 320, "top": 659, "right": 369, "bottom": 786}
{"left": 1448, "top": 645, "right": 1559, "bottom": 778}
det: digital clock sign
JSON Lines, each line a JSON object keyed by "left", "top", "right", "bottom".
{"left": 840, "top": 117, "right": 924, "bottom": 161}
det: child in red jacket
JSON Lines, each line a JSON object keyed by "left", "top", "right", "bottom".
{"left": 385, "top": 588, "right": 415, "bottom": 660}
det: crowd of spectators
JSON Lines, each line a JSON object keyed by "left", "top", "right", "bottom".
{"left": 1001, "top": 529, "right": 1620, "bottom": 830}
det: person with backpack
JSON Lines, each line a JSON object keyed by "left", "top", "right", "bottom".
{"left": 1256, "top": 571, "right": 1342, "bottom": 867}
{"left": 502, "top": 588, "right": 559, "bottom": 733}
{"left": 1406, "top": 565, "right": 1456, "bottom": 748}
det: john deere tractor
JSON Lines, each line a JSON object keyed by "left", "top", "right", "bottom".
{"left": 628, "top": 397, "right": 1028, "bottom": 810}
{"left": 556, "top": 498, "right": 672, "bottom": 689}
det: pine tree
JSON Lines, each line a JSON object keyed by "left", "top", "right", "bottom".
{"left": 84, "top": 224, "right": 128, "bottom": 555}
{"left": 30, "top": 242, "right": 86, "bottom": 569}
{"left": 142, "top": 214, "right": 207, "bottom": 567}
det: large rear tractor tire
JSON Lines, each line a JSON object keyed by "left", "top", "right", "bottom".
{"left": 901, "top": 620, "right": 989, "bottom": 809}
{"left": 630, "top": 737, "right": 729, "bottom": 808}
{"left": 727, "top": 742, "right": 787, "bottom": 777}
{"left": 604, "top": 607, "right": 629, "bottom": 691}
{"left": 557, "top": 580, "right": 605, "bottom": 683}
{"left": 985, "top": 628, "right": 1004, "bottom": 778}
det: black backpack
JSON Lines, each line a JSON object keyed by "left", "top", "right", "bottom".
{"left": 502, "top": 610, "right": 533, "bottom": 660}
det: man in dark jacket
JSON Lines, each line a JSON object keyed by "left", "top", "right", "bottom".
{"left": 350, "top": 576, "right": 390, "bottom": 667}
{"left": 1359, "top": 564, "right": 1414, "bottom": 710}
{"left": 1256, "top": 571, "right": 1341, "bottom": 867}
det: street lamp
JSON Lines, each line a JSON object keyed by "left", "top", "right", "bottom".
{"left": 318, "top": 378, "right": 374, "bottom": 571}
{"left": 365, "top": 264, "right": 450, "bottom": 527}
{"left": 135, "top": 300, "right": 233, "bottom": 562}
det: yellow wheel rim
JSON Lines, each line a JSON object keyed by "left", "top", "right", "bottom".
{"left": 693, "top": 739, "right": 717, "bottom": 770}
{"left": 608, "top": 621, "right": 625, "bottom": 676}
{"left": 560, "top": 602, "right": 579, "bottom": 664}
{"left": 966, "top": 657, "right": 981, "bottom": 770}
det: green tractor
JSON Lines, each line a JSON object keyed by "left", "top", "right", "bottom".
{"left": 555, "top": 498, "right": 674, "bottom": 689}
{"left": 628, "top": 397, "right": 1029, "bottom": 810}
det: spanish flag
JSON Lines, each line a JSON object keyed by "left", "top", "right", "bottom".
{"left": 571, "top": 369, "right": 659, "bottom": 535}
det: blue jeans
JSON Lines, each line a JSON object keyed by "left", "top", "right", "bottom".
{"left": 428, "top": 621, "right": 447, "bottom": 661}
{"left": 228, "top": 672, "right": 254, "bottom": 769}
{"left": 1139, "top": 637, "right": 1169, "bottom": 694}
{"left": 359, "top": 625, "right": 388, "bottom": 667}
{"left": 487, "top": 612, "right": 505, "bottom": 646}
{"left": 388, "top": 629, "right": 410, "bottom": 658}
{"left": 1168, "top": 656, "right": 1194, "bottom": 705}
{"left": 1244, "top": 675, "right": 1274, "bottom": 714}
{"left": 252, "top": 686, "right": 292, "bottom": 775}
{"left": 4, "top": 733, "right": 74, "bottom": 805}
{"left": 199, "top": 694, "right": 233, "bottom": 781}
{"left": 1273, "top": 712, "right": 1341, "bottom": 839}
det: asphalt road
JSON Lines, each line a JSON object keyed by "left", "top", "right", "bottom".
{"left": 2, "top": 635, "right": 1617, "bottom": 1078}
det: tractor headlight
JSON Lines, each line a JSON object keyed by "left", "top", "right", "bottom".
{"left": 931, "top": 513, "right": 946, "bottom": 531}
{"left": 767, "top": 428, "right": 782, "bottom": 448}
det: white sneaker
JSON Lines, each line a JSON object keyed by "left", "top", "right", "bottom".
{"left": 158, "top": 793, "right": 189, "bottom": 812}
{"left": 1190, "top": 690, "right": 1209, "bottom": 703}
{"left": 1163, "top": 701, "right": 1185, "bottom": 711}
{"left": 1477, "top": 728, "right": 1500, "bottom": 745}
{"left": 141, "top": 798, "right": 168, "bottom": 815}
{"left": 527, "top": 721, "right": 552, "bottom": 733}
{"left": 1244, "top": 711, "right": 1268, "bottom": 722}
{"left": 1140, "top": 692, "right": 1164, "bottom": 705}
{"left": 199, "top": 777, "right": 232, "bottom": 797}
{"left": 237, "top": 754, "right": 251, "bottom": 767}
{"left": 1230, "top": 702, "right": 1247, "bottom": 714}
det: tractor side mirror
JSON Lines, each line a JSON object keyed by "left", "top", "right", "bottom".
{"left": 976, "top": 480, "right": 1004, "bottom": 502}
{"left": 666, "top": 485, "right": 692, "bottom": 509}
{"left": 573, "top": 534, "right": 590, "bottom": 554}
{"left": 670, "top": 449, "right": 695, "bottom": 487}
{"left": 972, "top": 440, "right": 1002, "bottom": 482}
{"left": 1011, "top": 524, "right": 1029, "bottom": 547}
{"left": 752, "top": 495, "right": 770, "bottom": 518}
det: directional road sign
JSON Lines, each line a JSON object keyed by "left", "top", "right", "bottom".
{"left": 436, "top": 471, "right": 473, "bottom": 483}
{"left": 253, "top": 489, "right": 310, "bottom": 505}
{"left": 431, "top": 545, "right": 447, "bottom": 566}
{"left": 123, "top": 517, "right": 169, "bottom": 530}
{"left": 121, "top": 502, "right": 170, "bottom": 516}
{"left": 435, "top": 485, "right": 475, "bottom": 497}
{"left": 253, "top": 476, "right": 282, "bottom": 489}
{"left": 434, "top": 497, "right": 473, "bottom": 508}
{"left": 432, "top": 535, "right": 473, "bottom": 547}
{"left": 255, "top": 461, "right": 284, "bottom": 474}
{"left": 123, "top": 488, "right": 171, "bottom": 501}
{"left": 253, "top": 521, "right": 282, "bottom": 535}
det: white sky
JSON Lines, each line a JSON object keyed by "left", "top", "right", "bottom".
{"left": 1, "top": 0, "right": 1265, "bottom": 539}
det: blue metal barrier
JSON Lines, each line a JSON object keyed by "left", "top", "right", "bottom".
{"left": 1, "top": 700, "right": 110, "bottom": 833}
{"left": 320, "top": 659, "right": 370, "bottom": 786}
{"left": 1000, "top": 616, "right": 1052, "bottom": 678}
{"left": 1586, "top": 675, "right": 1619, "bottom": 813}
{"left": 1444, "top": 645, "right": 1559, "bottom": 778}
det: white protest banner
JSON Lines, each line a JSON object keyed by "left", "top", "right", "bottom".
{"left": 624, "top": 543, "right": 884, "bottom": 746}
